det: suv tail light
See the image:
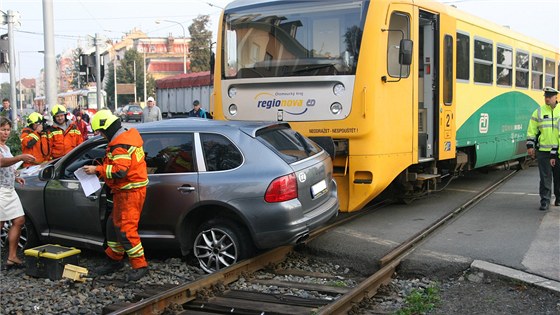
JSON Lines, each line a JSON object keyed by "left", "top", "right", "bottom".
{"left": 265, "top": 173, "right": 298, "bottom": 203}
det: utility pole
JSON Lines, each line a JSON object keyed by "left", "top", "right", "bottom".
{"left": 113, "top": 57, "right": 117, "bottom": 111}
{"left": 143, "top": 51, "right": 146, "bottom": 103}
{"left": 43, "top": 0, "right": 57, "bottom": 114}
{"left": 133, "top": 59, "right": 137, "bottom": 103}
{"left": 95, "top": 33, "right": 102, "bottom": 110}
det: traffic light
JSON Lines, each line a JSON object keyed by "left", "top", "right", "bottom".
{"left": 79, "top": 53, "right": 104, "bottom": 82}
{"left": 0, "top": 34, "right": 9, "bottom": 73}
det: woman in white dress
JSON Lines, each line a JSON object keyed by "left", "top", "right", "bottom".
{"left": 0, "top": 117, "right": 35, "bottom": 269}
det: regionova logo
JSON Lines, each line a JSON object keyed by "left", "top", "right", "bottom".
{"left": 254, "top": 92, "right": 314, "bottom": 115}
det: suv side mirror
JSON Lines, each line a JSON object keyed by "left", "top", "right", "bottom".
{"left": 39, "top": 165, "right": 55, "bottom": 181}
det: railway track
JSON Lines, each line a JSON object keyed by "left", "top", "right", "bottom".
{"left": 104, "top": 170, "right": 517, "bottom": 315}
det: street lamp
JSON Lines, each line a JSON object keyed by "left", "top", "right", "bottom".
{"left": 18, "top": 50, "right": 44, "bottom": 114}
{"left": 155, "top": 19, "right": 187, "bottom": 74}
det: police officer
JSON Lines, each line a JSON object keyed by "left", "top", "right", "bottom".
{"left": 83, "top": 110, "right": 149, "bottom": 281}
{"left": 527, "top": 87, "right": 560, "bottom": 210}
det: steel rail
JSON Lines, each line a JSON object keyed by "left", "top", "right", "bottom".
{"left": 108, "top": 200, "right": 391, "bottom": 314}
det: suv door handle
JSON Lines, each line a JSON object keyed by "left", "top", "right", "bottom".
{"left": 87, "top": 195, "right": 98, "bottom": 201}
{"left": 177, "top": 185, "right": 195, "bottom": 193}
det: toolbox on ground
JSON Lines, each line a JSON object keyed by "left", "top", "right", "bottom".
{"left": 24, "top": 244, "right": 81, "bottom": 280}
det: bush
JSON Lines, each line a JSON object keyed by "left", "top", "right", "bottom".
{"left": 7, "top": 128, "right": 21, "bottom": 156}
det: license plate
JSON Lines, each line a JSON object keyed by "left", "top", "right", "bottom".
{"left": 311, "top": 179, "right": 327, "bottom": 198}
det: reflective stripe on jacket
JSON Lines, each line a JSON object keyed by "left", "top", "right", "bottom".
{"left": 47, "top": 122, "right": 84, "bottom": 158}
{"left": 527, "top": 105, "right": 560, "bottom": 152}
{"left": 20, "top": 127, "right": 48, "bottom": 166}
{"left": 96, "top": 128, "right": 148, "bottom": 191}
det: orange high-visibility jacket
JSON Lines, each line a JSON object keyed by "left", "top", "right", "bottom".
{"left": 95, "top": 128, "right": 148, "bottom": 191}
{"left": 20, "top": 127, "right": 48, "bottom": 167}
{"left": 47, "top": 122, "right": 83, "bottom": 159}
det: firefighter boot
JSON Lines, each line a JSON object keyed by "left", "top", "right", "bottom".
{"left": 94, "top": 260, "right": 124, "bottom": 276}
{"left": 126, "top": 267, "right": 148, "bottom": 282}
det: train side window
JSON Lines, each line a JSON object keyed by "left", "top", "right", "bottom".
{"left": 545, "top": 59, "right": 555, "bottom": 88}
{"left": 443, "top": 34, "right": 453, "bottom": 105}
{"left": 515, "top": 50, "right": 529, "bottom": 89}
{"left": 531, "top": 55, "right": 543, "bottom": 90}
{"left": 386, "top": 12, "right": 410, "bottom": 78}
{"left": 474, "top": 37, "right": 493, "bottom": 84}
{"left": 456, "top": 32, "right": 469, "bottom": 81}
{"left": 497, "top": 45, "right": 513, "bottom": 87}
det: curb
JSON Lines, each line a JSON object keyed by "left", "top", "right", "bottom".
{"left": 471, "top": 260, "right": 560, "bottom": 293}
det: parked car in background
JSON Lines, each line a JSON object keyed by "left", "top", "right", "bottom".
{"left": 13, "top": 119, "right": 339, "bottom": 273}
{"left": 113, "top": 106, "right": 124, "bottom": 118}
{"left": 119, "top": 104, "right": 143, "bottom": 122}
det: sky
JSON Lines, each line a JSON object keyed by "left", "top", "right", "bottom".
{"left": 0, "top": 0, "right": 558, "bottom": 83}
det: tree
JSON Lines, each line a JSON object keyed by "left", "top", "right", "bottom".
{"left": 104, "top": 50, "right": 155, "bottom": 109}
{"left": 188, "top": 15, "right": 212, "bottom": 72}
{"left": 0, "top": 82, "right": 10, "bottom": 100}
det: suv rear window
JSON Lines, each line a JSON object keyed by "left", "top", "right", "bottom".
{"left": 128, "top": 105, "right": 142, "bottom": 111}
{"left": 257, "top": 126, "right": 322, "bottom": 163}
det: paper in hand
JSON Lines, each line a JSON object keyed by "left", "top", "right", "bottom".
{"left": 74, "top": 167, "right": 101, "bottom": 196}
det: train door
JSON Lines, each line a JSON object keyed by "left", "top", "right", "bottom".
{"left": 418, "top": 10, "right": 456, "bottom": 161}
{"left": 418, "top": 10, "right": 436, "bottom": 160}
{"left": 437, "top": 13, "right": 456, "bottom": 160}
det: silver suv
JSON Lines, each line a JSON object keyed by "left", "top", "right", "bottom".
{"left": 13, "top": 119, "right": 339, "bottom": 272}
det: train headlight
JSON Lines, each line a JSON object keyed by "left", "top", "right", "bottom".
{"left": 228, "top": 87, "right": 237, "bottom": 98}
{"left": 333, "top": 83, "right": 345, "bottom": 96}
{"left": 330, "top": 102, "right": 342, "bottom": 115}
{"left": 228, "top": 104, "right": 237, "bottom": 116}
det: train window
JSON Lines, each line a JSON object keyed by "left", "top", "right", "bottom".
{"left": 531, "top": 55, "right": 543, "bottom": 90}
{"left": 456, "top": 32, "right": 469, "bottom": 81}
{"left": 545, "top": 59, "right": 555, "bottom": 88}
{"left": 496, "top": 45, "right": 513, "bottom": 87}
{"left": 515, "top": 50, "right": 529, "bottom": 89}
{"left": 386, "top": 12, "right": 410, "bottom": 78}
{"left": 443, "top": 35, "right": 453, "bottom": 105}
{"left": 474, "top": 38, "right": 493, "bottom": 84}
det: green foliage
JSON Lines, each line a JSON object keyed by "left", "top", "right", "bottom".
{"left": 1, "top": 82, "right": 10, "bottom": 100}
{"left": 6, "top": 128, "right": 21, "bottom": 156}
{"left": 188, "top": 15, "right": 213, "bottom": 72}
{"left": 396, "top": 283, "right": 441, "bottom": 315}
{"left": 104, "top": 50, "right": 156, "bottom": 110}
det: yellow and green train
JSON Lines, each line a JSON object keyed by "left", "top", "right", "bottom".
{"left": 212, "top": 0, "right": 559, "bottom": 212}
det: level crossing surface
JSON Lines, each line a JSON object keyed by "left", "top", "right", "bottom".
{"left": 306, "top": 165, "right": 559, "bottom": 288}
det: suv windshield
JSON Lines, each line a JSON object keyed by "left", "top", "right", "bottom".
{"left": 256, "top": 125, "right": 322, "bottom": 163}
{"left": 223, "top": 1, "right": 365, "bottom": 79}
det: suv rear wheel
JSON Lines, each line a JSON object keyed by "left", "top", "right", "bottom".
{"left": 193, "top": 218, "right": 254, "bottom": 273}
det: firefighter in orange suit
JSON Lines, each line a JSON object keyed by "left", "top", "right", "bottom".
{"left": 47, "top": 104, "right": 83, "bottom": 159}
{"left": 20, "top": 112, "right": 49, "bottom": 167}
{"left": 83, "top": 110, "right": 149, "bottom": 281}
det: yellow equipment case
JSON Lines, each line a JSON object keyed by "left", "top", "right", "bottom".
{"left": 24, "top": 244, "right": 81, "bottom": 280}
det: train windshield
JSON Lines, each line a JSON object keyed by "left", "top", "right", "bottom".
{"left": 222, "top": 1, "right": 365, "bottom": 79}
